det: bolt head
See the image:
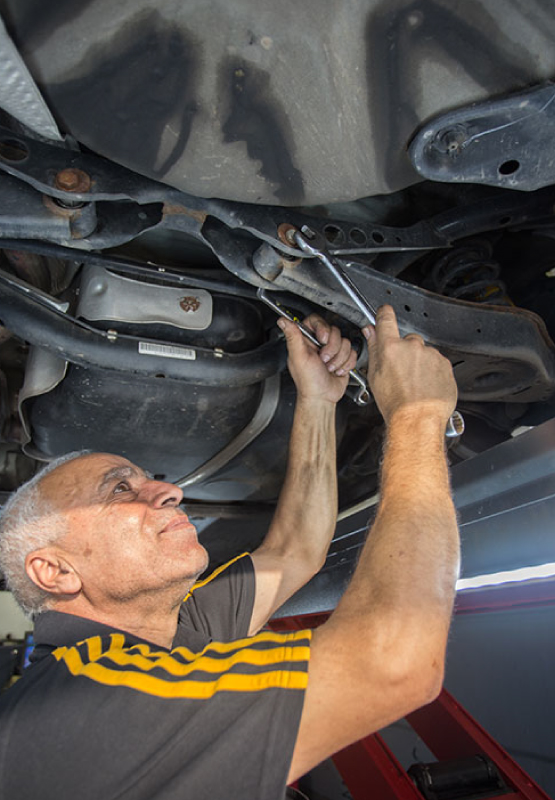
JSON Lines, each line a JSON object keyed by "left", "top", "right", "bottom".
{"left": 54, "top": 168, "right": 91, "bottom": 193}
{"left": 430, "top": 125, "right": 469, "bottom": 158}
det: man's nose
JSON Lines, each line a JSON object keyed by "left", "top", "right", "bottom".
{"left": 141, "top": 480, "right": 184, "bottom": 508}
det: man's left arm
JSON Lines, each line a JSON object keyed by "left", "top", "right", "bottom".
{"left": 248, "top": 314, "right": 357, "bottom": 635}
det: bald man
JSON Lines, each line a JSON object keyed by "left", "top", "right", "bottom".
{"left": 0, "top": 307, "right": 459, "bottom": 800}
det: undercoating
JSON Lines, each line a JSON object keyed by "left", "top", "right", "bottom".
{"left": 1, "top": 0, "right": 554, "bottom": 204}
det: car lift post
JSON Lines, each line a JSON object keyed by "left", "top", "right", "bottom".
{"left": 271, "top": 614, "right": 551, "bottom": 800}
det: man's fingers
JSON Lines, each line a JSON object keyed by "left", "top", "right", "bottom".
{"left": 280, "top": 312, "right": 357, "bottom": 383}
{"left": 404, "top": 333, "right": 425, "bottom": 346}
{"left": 335, "top": 347, "right": 358, "bottom": 377}
{"left": 374, "top": 305, "right": 400, "bottom": 344}
{"left": 320, "top": 326, "right": 342, "bottom": 364}
{"left": 303, "top": 314, "right": 330, "bottom": 345}
{"left": 326, "top": 338, "right": 354, "bottom": 373}
{"left": 361, "top": 325, "right": 375, "bottom": 344}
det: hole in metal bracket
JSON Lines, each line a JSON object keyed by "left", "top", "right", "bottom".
{"left": 350, "top": 228, "right": 367, "bottom": 246}
{"left": 498, "top": 159, "right": 520, "bottom": 175}
{"left": 0, "top": 137, "right": 29, "bottom": 162}
{"left": 324, "top": 225, "right": 345, "bottom": 245}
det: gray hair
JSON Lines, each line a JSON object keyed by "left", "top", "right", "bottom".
{"left": 0, "top": 451, "right": 90, "bottom": 617}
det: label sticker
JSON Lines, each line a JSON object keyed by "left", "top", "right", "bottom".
{"left": 138, "top": 342, "right": 196, "bottom": 361}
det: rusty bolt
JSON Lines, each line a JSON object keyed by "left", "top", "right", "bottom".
{"left": 180, "top": 296, "right": 201, "bottom": 313}
{"left": 277, "top": 223, "right": 299, "bottom": 247}
{"left": 55, "top": 168, "right": 92, "bottom": 193}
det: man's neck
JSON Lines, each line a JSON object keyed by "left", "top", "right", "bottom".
{"left": 53, "top": 590, "right": 189, "bottom": 650}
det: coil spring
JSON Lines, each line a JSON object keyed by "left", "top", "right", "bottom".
{"left": 431, "top": 240, "right": 510, "bottom": 305}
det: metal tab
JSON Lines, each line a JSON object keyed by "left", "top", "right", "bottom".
{"left": 77, "top": 265, "right": 213, "bottom": 330}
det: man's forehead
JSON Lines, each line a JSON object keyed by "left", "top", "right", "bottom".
{"left": 40, "top": 453, "right": 144, "bottom": 507}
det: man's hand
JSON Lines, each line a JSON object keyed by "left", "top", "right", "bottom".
{"left": 278, "top": 314, "right": 357, "bottom": 404}
{"left": 363, "top": 305, "right": 457, "bottom": 426}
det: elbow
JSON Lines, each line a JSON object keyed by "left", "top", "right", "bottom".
{"left": 312, "top": 549, "right": 328, "bottom": 576}
{"left": 415, "top": 660, "right": 444, "bottom": 707}
{"left": 394, "top": 646, "right": 446, "bottom": 717}
{"left": 297, "top": 545, "right": 328, "bottom": 580}
{"left": 385, "top": 614, "right": 450, "bottom": 713}
{"left": 367, "top": 628, "right": 447, "bottom": 720}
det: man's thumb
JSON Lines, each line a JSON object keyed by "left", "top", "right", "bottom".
{"left": 277, "top": 318, "right": 304, "bottom": 352}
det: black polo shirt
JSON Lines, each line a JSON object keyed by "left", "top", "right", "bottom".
{"left": 0, "top": 554, "right": 312, "bottom": 800}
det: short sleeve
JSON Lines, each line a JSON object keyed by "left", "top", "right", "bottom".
{"left": 175, "top": 553, "right": 255, "bottom": 649}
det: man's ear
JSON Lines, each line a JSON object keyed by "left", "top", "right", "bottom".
{"left": 25, "top": 549, "right": 82, "bottom": 597}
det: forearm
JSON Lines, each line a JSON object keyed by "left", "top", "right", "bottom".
{"left": 264, "top": 396, "right": 338, "bottom": 566}
{"left": 288, "top": 310, "right": 460, "bottom": 776}
{"left": 333, "top": 405, "right": 460, "bottom": 660}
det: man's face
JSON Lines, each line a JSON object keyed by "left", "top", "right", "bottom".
{"left": 39, "top": 453, "right": 209, "bottom": 606}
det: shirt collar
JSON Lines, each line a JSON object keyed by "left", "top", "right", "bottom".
{"left": 33, "top": 610, "right": 155, "bottom": 651}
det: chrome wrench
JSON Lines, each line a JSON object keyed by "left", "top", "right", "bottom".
{"left": 256, "top": 288, "right": 371, "bottom": 406}
{"left": 291, "top": 227, "right": 378, "bottom": 327}
{"left": 286, "top": 226, "right": 464, "bottom": 439}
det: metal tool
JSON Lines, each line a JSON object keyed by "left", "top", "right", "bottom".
{"left": 256, "top": 288, "right": 371, "bottom": 406}
{"left": 292, "top": 227, "right": 378, "bottom": 326}
{"left": 284, "top": 226, "right": 465, "bottom": 440}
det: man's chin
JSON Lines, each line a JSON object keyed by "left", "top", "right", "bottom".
{"left": 190, "top": 542, "right": 210, "bottom": 578}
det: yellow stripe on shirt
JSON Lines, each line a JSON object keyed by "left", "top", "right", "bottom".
{"left": 61, "top": 660, "right": 309, "bottom": 698}
{"left": 63, "top": 628, "right": 311, "bottom": 668}
{"left": 52, "top": 630, "right": 312, "bottom": 698}
{"left": 96, "top": 642, "right": 311, "bottom": 677}
{"left": 182, "top": 552, "right": 250, "bottom": 603}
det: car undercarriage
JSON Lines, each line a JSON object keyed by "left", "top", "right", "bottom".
{"left": 1, "top": 0, "right": 555, "bottom": 574}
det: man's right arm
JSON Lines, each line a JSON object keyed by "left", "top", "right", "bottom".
{"left": 288, "top": 306, "right": 460, "bottom": 781}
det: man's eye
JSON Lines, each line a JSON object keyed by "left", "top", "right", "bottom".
{"left": 113, "top": 481, "right": 131, "bottom": 494}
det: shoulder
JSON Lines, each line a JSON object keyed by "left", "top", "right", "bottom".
{"left": 182, "top": 552, "right": 253, "bottom": 605}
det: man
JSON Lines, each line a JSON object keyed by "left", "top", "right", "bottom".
{"left": 0, "top": 306, "right": 459, "bottom": 799}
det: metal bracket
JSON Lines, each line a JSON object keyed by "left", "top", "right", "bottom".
{"left": 409, "top": 82, "right": 555, "bottom": 192}
{"left": 0, "top": 123, "right": 449, "bottom": 256}
{"left": 1, "top": 122, "right": 555, "bottom": 404}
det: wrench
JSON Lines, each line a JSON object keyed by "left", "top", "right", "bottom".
{"left": 292, "top": 227, "right": 378, "bottom": 326}
{"left": 256, "top": 288, "right": 371, "bottom": 406}
{"left": 285, "top": 226, "right": 464, "bottom": 440}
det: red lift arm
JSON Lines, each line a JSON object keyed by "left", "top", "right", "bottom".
{"left": 271, "top": 614, "right": 551, "bottom": 800}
